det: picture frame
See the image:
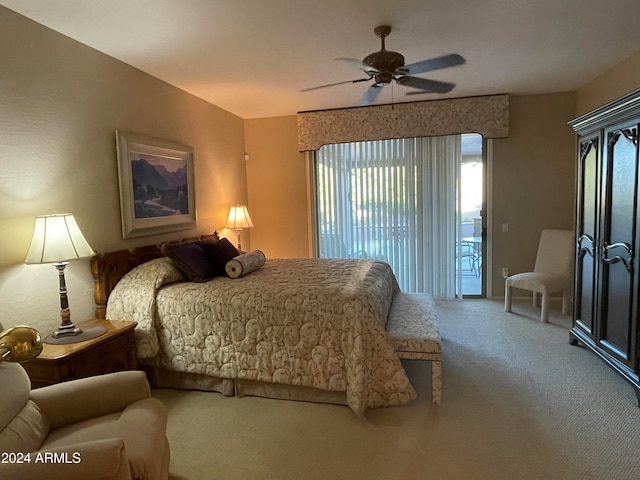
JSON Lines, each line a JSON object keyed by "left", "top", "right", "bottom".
{"left": 116, "top": 130, "right": 196, "bottom": 239}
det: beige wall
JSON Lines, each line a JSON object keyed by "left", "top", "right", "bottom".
{"left": 244, "top": 116, "right": 309, "bottom": 258}
{"left": 491, "top": 93, "right": 576, "bottom": 296}
{"left": 0, "top": 7, "right": 246, "bottom": 332}
{"left": 576, "top": 51, "right": 640, "bottom": 117}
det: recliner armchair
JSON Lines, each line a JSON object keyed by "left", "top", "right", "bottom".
{"left": 0, "top": 363, "right": 170, "bottom": 480}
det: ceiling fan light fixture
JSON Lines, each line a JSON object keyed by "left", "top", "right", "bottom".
{"left": 374, "top": 72, "right": 393, "bottom": 86}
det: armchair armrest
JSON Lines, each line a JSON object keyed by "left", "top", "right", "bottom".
{"left": 117, "top": 397, "right": 169, "bottom": 480}
{"left": 30, "top": 371, "right": 151, "bottom": 430}
{"left": 0, "top": 438, "right": 130, "bottom": 480}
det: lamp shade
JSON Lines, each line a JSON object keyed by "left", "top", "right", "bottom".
{"left": 225, "top": 205, "right": 254, "bottom": 230}
{"left": 25, "top": 214, "right": 95, "bottom": 264}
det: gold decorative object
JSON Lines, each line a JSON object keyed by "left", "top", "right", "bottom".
{"left": 0, "top": 326, "right": 43, "bottom": 362}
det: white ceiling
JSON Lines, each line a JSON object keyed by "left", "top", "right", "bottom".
{"left": 3, "top": 0, "right": 640, "bottom": 119}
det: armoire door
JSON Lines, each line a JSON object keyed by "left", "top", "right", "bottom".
{"left": 574, "top": 134, "right": 601, "bottom": 341}
{"left": 597, "top": 122, "right": 639, "bottom": 369}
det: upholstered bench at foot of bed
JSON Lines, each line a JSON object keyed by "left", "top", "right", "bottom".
{"left": 387, "top": 292, "right": 442, "bottom": 404}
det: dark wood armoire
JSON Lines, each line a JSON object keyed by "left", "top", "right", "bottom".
{"left": 569, "top": 89, "right": 640, "bottom": 404}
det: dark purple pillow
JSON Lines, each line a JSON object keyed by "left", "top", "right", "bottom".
{"left": 201, "top": 237, "right": 239, "bottom": 276}
{"left": 196, "top": 238, "right": 219, "bottom": 249}
{"left": 166, "top": 243, "right": 216, "bottom": 282}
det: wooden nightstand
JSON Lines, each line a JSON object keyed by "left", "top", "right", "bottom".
{"left": 22, "top": 319, "right": 137, "bottom": 388}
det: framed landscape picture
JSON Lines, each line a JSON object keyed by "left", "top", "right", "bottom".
{"left": 116, "top": 131, "right": 196, "bottom": 239}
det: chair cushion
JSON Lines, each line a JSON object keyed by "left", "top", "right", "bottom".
{"left": 0, "top": 363, "right": 49, "bottom": 453}
{"left": 506, "top": 271, "right": 571, "bottom": 294}
{"left": 0, "top": 400, "right": 49, "bottom": 453}
{"left": 0, "top": 363, "right": 31, "bottom": 431}
{"left": 41, "top": 412, "right": 120, "bottom": 449}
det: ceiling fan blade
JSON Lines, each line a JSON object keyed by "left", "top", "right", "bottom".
{"left": 396, "top": 75, "right": 456, "bottom": 94}
{"left": 335, "top": 57, "right": 379, "bottom": 75}
{"left": 360, "top": 84, "right": 384, "bottom": 106}
{"left": 301, "top": 77, "right": 370, "bottom": 92}
{"left": 399, "top": 53, "right": 465, "bottom": 76}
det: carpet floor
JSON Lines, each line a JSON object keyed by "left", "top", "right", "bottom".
{"left": 153, "top": 298, "right": 640, "bottom": 480}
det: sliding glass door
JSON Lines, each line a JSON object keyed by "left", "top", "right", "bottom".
{"left": 315, "top": 136, "right": 458, "bottom": 298}
{"left": 313, "top": 133, "right": 485, "bottom": 299}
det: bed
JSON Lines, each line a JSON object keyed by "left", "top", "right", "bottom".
{"left": 91, "top": 237, "right": 417, "bottom": 416}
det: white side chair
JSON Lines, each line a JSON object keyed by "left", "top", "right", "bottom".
{"left": 504, "top": 229, "right": 574, "bottom": 323}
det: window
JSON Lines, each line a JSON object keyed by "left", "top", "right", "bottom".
{"left": 315, "top": 136, "right": 461, "bottom": 298}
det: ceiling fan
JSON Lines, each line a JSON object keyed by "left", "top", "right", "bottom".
{"left": 302, "top": 25, "right": 465, "bottom": 106}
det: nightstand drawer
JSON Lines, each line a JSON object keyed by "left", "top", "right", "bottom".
{"left": 22, "top": 319, "right": 137, "bottom": 388}
{"left": 69, "top": 329, "right": 135, "bottom": 375}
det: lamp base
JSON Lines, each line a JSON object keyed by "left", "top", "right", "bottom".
{"left": 44, "top": 325, "right": 107, "bottom": 345}
{"left": 52, "top": 324, "right": 82, "bottom": 338}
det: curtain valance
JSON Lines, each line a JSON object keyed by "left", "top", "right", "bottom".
{"left": 297, "top": 94, "right": 509, "bottom": 152}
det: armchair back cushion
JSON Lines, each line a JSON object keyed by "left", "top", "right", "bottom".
{"left": 0, "top": 363, "right": 49, "bottom": 453}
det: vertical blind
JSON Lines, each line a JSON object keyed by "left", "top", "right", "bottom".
{"left": 315, "top": 136, "right": 461, "bottom": 298}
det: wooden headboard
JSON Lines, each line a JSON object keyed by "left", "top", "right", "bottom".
{"left": 90, "top": 233, "right": 219, "bottom": 319}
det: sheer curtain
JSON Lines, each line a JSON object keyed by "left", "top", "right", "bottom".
{"left": 314, "top": 136, "right": 461, "bottom": 298}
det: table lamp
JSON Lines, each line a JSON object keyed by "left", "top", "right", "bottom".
{"left": 225, "top": 205, "right": 254, "bottom": 250}
{"left": 24, "top": 213, "right": 106, "bottom": 344}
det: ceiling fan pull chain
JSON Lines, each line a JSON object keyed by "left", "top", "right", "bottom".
{"left": 391, "top": 81, "right": 395, "bottom": 109}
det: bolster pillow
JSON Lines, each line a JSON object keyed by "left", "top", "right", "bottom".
{"left": 225, "top": 250, "right": 266, "bottom": 279}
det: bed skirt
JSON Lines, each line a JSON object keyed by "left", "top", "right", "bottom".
{"left": 142, "top": 366, "right": 349, "bottom": 406}
{"left": 141, "top": 366, "right": 235, "bottom": 396}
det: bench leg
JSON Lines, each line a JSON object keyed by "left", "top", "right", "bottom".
{"left": 431, "top": 359, "right": 442, "bottom": 404}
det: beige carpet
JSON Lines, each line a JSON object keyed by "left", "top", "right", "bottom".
{"left": 152, "top": 299, "right": 640, "bottom": 480}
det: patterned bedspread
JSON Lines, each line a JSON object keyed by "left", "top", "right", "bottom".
{"left": 106, "top": 257, "right": 416, "bottom": 415}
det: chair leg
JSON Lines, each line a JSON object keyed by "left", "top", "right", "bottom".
{"left": 540, "top": 293, "right": 549, "bottom": 323}
{"left": 561, "top": 290, "right": 571, "bottom": 315}
{"left": 505, "top": 283, "right": 513, "bottom": 312}
{"left": 533, "top": 292, "right": 541, "bottom": 308}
